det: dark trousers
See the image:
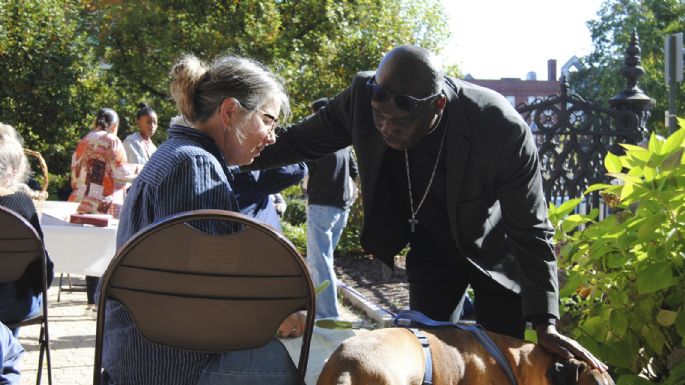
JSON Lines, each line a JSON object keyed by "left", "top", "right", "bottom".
{"left": 86, "top": 276, "right": 99, "bottom": 305}
{"left": 406, "top": 232, "right": 526, "bottom": 339}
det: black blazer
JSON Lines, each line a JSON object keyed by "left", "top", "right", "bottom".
{"left": 251, "top": 72, "right": 558, "bottom": 318}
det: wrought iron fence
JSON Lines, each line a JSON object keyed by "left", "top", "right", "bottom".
{"left": 515, "top": 31, "right": 654, "bottom": 216}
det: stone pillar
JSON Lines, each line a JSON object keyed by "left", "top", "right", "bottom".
{"left": 608, "top": 29, "right": 655, "bottom": 141}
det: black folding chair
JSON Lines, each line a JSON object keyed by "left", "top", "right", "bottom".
{"left": 0, "top": 205, "right": 52, "bottom": 385}
{"left": 94, "top": 209, "right": 316, "bottom": 385}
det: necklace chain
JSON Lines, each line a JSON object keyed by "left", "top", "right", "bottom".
{"left": 405, "top": 125, "right": 447, "bottom": 232}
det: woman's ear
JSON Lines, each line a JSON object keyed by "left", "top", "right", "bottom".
{"left": 220, "top": 97, "right": 240, "bottom": 128}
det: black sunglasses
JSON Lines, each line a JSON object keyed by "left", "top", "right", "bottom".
{"left": 366, "top": 76, "right": 441, "bottom": 111}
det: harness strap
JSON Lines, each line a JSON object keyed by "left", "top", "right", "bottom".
{"left": 406, "top": 328, "right": 433, "bottom": 385}
{"left": 395, "top": 310, "right": 519, "bottom": 385}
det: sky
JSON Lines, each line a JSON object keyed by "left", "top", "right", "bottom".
{"left": 440, "top": 0, "right": 605, "bottom": 80}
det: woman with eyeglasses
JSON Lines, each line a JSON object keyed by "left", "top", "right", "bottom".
{"left": 102, "top": 54, "right": 302, "bottom": 385}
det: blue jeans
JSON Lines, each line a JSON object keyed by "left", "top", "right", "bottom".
{"left": 0, "top": 283, "right": 42, "bottom": 337}
{"left": 0, "top": 321, "right": 24, "bottom": 385}
{"left": 197, "top": 339, "right": 298, "bottom": 385}
{"left": 306, "top": 204, "right": 349, "bottom": 319}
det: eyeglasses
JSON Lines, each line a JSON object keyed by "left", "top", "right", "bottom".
{"left": 366, "top": 76, "right": 442, "bottom": 111}
{"left": 238, "top": 101, "right": 279, "bottom": 136}
{"left": 255, "top": 109, "right": 279, "bottom": 134}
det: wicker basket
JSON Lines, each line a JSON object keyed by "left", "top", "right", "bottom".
{"left": 23, "top": 149, "right": 49, "bottom": 214}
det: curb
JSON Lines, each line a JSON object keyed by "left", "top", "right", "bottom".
{"left": 338, "top": 282, "right": 395, "bottom": 327}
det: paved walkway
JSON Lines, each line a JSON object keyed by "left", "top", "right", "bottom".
{"left": 15, "top": 276, "right": 365, "bottom": 385}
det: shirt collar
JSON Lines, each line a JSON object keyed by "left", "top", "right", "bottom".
{"left": 168, "top": 124, "right": 235, "bottom": 181}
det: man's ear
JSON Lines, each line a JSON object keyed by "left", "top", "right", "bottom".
{"left": 547, "top": 359, "right": 583, "bottom": 385}
{"left": 436, "top": 94, "right": 447, "bottom": 110}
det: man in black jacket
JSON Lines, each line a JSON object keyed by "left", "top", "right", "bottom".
{"left": 250, "top": 45, "right": 604, "bottom": 370}
{"left": 305, "top": 98, "right": 358, "bottom": 319}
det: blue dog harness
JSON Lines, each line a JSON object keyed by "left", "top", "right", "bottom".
{"left": 394, "top": 310, "right": 520, "bottom": 385}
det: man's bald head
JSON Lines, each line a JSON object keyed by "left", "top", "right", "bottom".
{"left": 376, "top": 45, "right": 444, "bottom": 98}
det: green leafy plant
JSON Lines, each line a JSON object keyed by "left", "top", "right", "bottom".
{"left": 550, "top": 120, "right": 685, "bottom": 385}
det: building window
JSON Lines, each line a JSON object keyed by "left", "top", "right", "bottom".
{"left": 506, "top": 96, "right": 516, "bottom": 106}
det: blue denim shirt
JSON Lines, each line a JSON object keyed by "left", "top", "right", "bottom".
{"left": 103, "top": 124, "right": 239, "bottom": 385}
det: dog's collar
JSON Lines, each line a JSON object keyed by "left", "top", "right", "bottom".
{"left": 395, "top": 310, "right": 519, "bottom": 385}
{"left": 406, "top": 328, "right": 433, "bottom": 385}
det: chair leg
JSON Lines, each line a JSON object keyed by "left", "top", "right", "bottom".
{"left": 36, "top": 325, "right": 44, "bottom": 385}
{"left": 35, "top": 322, "right": 53, "bottom": 385}
{"left": 57, "top": 274, "right": 63, "bottom": 302}
{"left": 44, "top": 320, "right": 52, "bottom": 385}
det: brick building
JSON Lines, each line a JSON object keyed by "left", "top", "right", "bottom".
{"left": 464, "top": 57, "right": 582, "bottom": 107}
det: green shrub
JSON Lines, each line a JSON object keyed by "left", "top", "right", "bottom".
{"left": 550, "top": 122, "right": 685, "bottom": 385}
{"left": 281, "top": 221, "right": 307, "bottom": 256}
{"left": 283, "top": 198, "right": 307, "bottom": 226}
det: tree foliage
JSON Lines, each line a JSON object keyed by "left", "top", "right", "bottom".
{"left": 569, "top": 0, "right": 685, "bottom": 134}
{"left": 95, "top": 0, "right": 451, "bottom": 124}
{"left": 0, "top": 0, "right": 451, "bottom": 194}
{"left": 0, "top": 0, "right": 119, "bottom": 194}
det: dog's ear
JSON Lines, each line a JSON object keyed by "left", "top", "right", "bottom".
{"left": 547, "top": 359, "right": 584, "bottom": 385}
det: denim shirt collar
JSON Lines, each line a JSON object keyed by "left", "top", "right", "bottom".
{"left": 168, "top": 124, "right": 236, "bottom": 181}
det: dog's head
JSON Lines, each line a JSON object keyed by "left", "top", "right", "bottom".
{"left": 547, "top": 359, "right": 615, "bottom": 385}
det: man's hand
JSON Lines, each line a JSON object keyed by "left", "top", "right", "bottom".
{"left": 536, "top": 324, "right": 608, "bottom": 372}
{"left": 277, "top": 311, "right": 306, "bottom": 338}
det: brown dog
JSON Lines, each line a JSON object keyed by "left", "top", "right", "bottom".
{"left": 316, "top": 327, "right": 614, "bottom": 385}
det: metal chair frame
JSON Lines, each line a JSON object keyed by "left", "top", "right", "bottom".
{"left": 93, "top": 209, "right": 316, "bottom": 385}
{"left": 0, "top": 205, "right": 52, "bottom": 385}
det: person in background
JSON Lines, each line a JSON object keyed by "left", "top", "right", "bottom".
{"left": 232, "top": 162, "right": 307, "bottom": 233}
{"left": 123, "top": 103, "right": 158, "bottom": 166}
{"left": 0, "top": 123, "right": 54, "bottom": 336}
{"left": 247, "top": 45, "right": 606, "bottom": 371}
{"left": 103, "top": 53, "right": 304, "bottom": 385}
{"left": 304, "top": 97, "right": 359, "bottom": 320}
{"left": 0, "top": 321, "right": 23, "bottom": 385}
{"left": 68, "top": 108, "right": 140, "bottom": 312}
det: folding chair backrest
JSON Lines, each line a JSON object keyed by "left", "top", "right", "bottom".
{"left": 0, "top": 205, "right": 45, "bottom": 284}
{"left": 95, "top": 209, "right": 315, "bottom": 383}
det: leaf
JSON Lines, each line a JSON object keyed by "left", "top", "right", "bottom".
{"left": 609, "top": 310, "right": 628, "bottom": 336}
{"left": 661, "top": 127, "right": 685, "bottom": 155}
{"left": 553, "top": 197, "right": 583, "bottom": 219}
{"left": 315, "top": 319, "right": 354, "bottom": 329}
{"left": 676, "top": 308, "right": 685, "bottom": 340}
{"left": 561, "top": 214, "right": 588, "bottom": 233}
{"left": 315, "top": 280, "right": 331, "bottom": 296}
{"left": 620, "top": 143, "right": 651, "bottom": 157}
{"left": 641, "top": 324, "right": 666, "bottom": 354}
{"left": 656, "top": 309, "right": 678, "bottom": 327}
{"left": 607, "top": 173, "right": 642, "bottom": 184}
{"left": 636, "top": 213, "right": 665, "bottom": 241}
{"left": 637, "top": 262, "right": 677, "bottom": 295}
{"left": 584, "top": 183, "right": 612, "bottom": 194}
{"left": 648, "top": 132, "right": 663, "bottom": 154}
{"left": 662, "top": 148, "right": 684, "bottom": 170}
{"left": 605, "top": 152, "right": 623, "bottom": 173}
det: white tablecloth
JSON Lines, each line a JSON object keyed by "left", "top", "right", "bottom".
{"left": 40, "top": 201, "right": 118, "bottom": 276}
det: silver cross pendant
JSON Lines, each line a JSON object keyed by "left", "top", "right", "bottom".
{"left": 408, "top": 217, "right": 418, "bottom": 233}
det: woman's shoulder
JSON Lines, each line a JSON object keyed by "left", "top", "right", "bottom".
{"left": 123, "top": 132, "right": 141, "bottom": 144}
{"left": 0, "top": 191, "right": 37, "bottom": 220}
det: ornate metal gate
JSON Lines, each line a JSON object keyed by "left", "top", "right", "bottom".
{"left": 515, "top": 31, "right": 654, "bottom": 213}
